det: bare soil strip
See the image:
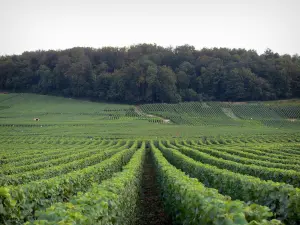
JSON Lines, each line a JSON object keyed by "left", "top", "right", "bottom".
{"left": 137, "top": 149, "right": 172, "bottom": 225}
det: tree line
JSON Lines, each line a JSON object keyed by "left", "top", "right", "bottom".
{"left": 0, "top": 44, "right": 299, "bottom": 103}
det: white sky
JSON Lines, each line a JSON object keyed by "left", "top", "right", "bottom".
{"left": 0, "top": 0, "right": 299, "bottom": 56}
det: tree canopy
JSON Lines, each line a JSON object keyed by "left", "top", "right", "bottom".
{"left": 1, "top": 44, "right": 299, "bottom": 103}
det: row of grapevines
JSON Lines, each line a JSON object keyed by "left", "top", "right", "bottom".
{"left": 213, "top": 141, "right": 300, "bottom": 158}
{"left": 0, "top": 143, "right": 74, "bottom": 156}
{"left": 0, "top": 140, "right": 109, "bottom": 165}
{"left": 26, "top": 142, "right": 146, "bottom": 225}
{"left": 0, "top": 137, "right": 107, "bottom": 149}
{"left": 191, "top": 141, "right": 300, "bottom": 166}
{"left": 201, "top": 135, "right": 300, "bottom": 146}
{"left": 0, "top": 141, "right": 131, "bottom": 186}
{"left": 194, "top": 136, "right": 292, "bottom": 146}
{"left": 157, "top": 142, "right": 300, "bottom": 224}
{"left": 0, "top": 140, "right": 115, "bottom": 168}
{"left": 164, "top": 141, "right": 300, "bottom": 187}
{"left": 268, "top": 144, "right": 300, "bottom": 152}
{"left": 0, "top": 147, "right": 107, "bottom": 174}
{"left": 1, "top": 140, "right": 118, "bottom": 168}
{"left": 227, "top": 143, "right": 300, "bottom": 159}
{"left": 0, "top": 141, "right": 139, "bottom": 224}
{"left": 0, "top": 140, "right": 112, "bottom": 162}
{"left": 0, "top": 140, "right": 129, "bottom": 175}
{"left": 181, "top": 141, "right": 300, "bottom": 171}
{"left": 0, "top": 145, "right": 79, "bottom": 164}
{"left": 150, "top": 142, "right": 281, "bottom": 225}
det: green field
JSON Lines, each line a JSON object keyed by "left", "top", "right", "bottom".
{"left": 1, "top": 93, "right": 300, "bottom": 225}
{"left": 0, "top": 93, "right": 299, "bottom": 138}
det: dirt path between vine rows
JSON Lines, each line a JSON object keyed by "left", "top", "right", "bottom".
{"left": 137, "top": 149, "right": 172, "bottom": 225}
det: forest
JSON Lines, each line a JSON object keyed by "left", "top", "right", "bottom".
{"left": 0, "top": 44, "right": 299, "bottom": 103}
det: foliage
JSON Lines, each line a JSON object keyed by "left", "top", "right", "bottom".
{"left": 1, "top": 45, "right": 300, "bottom": 102}
{"left": 0, "top": 93, "right": 300, "bottom": 225}
{"left": 0, "top": 146, "right": 124, "bottom": 186}
{"left": 157, "top": 141, "right": 300, "bottom": 224}
{"left": 0, "top": 141, "right": 139, "bottom": 224}
{"left": 185, "top": 140, "right": 300, "bottom": 171}
{"left": 165, "top": 141, "right": 300, "bottom": 187}
{"left": 25, "top": 142, "right": 146, "bottom": 225}
{"left": 150, "top": 141, "right": 282, "bottom": 225}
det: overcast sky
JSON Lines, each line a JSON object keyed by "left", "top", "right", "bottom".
{"left": 0, "top": 0, "right": 299, "bottom": 56}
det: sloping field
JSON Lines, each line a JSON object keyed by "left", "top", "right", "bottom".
{"left": 141, "top": 101, "right": 300, "bottom": 128}
{"left": 0, "top": 93, "right": 141, "bottom": 123}
{"left": 1, "top": 94, "right": 300, "bottom": 224}
{"left": 2, "top": 93, "right": 299, "bottom": 138}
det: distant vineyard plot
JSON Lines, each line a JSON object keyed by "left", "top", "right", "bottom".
{"left": 140, "top": 101, "right": 300, "bottom": 128}
{"left": 1, "top": 94, "right": 299, "bottom": 137}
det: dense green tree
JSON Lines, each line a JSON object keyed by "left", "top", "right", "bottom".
{"left": 37, "top": 65, "right": 54, "bottom": 94}
{"left": 0, "top": 44, "right": 299, "bottom": 103}
{"left": 223, "top": 68, "right": 245, "bottom": 100}
{"left": 156, "top": 66, "right": 179, "bottom": 103}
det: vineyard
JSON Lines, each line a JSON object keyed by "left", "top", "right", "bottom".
{"left": 0, "top": 94, "right": 300, "bottom": 224}
{"left": 140, "top": 101, "right": 300, "bottom": 128}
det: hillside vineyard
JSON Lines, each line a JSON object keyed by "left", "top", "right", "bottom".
{"left": 0, "top": 93, "right": 300, "bottom": 225}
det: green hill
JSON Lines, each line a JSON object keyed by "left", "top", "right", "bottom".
{"left": 1, "top": 93, "right": 300, "bottom": 225}
{"left": 140, "top": 101, "right": 300, "bottom": 128}
{"left": 0, "top": 93, "right": 299, "bottom": 138}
